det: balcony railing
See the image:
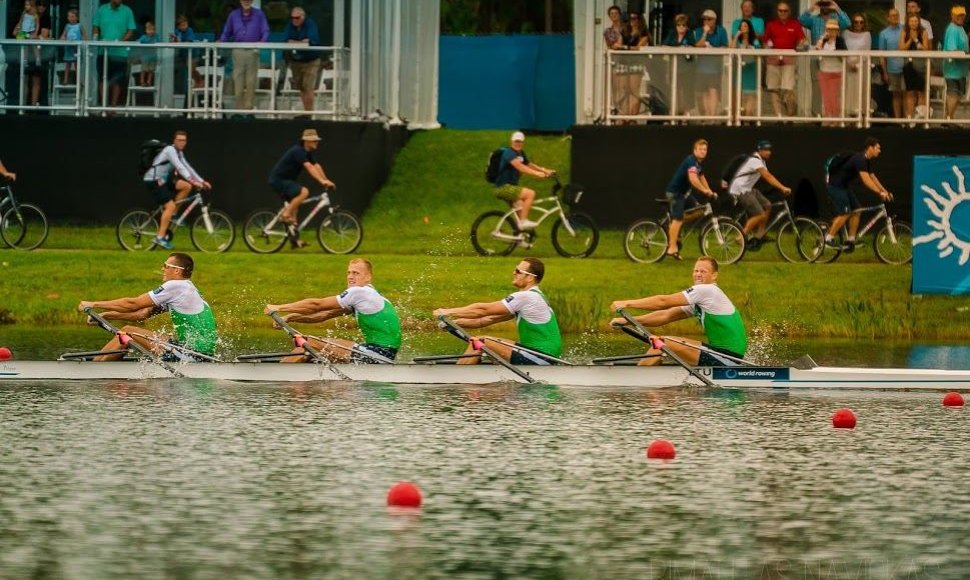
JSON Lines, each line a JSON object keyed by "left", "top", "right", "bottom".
{"left": 0, "top": 39, "right": 349, "bottom": 118}
{"left": 605, "top": 46, "right": 970, "bottom": 127}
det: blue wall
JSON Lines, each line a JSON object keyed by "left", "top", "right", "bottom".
{"left": 439, "top": 35, "right": 575, "bottom": 131}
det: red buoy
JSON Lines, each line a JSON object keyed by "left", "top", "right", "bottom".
{"left": 646, "top": 439, "right": 676, "bottom": 459}
{"left": 943, "top": 392, "right": 965, "bottom": 407}
{"left": 0, "top": 347, "right": 11, "bottom": 361}
{"left": 832, "top": 408, "right": 857, "bottom": 429}
{"left": 387, "top": 481, "right": 422, "bottom": 508}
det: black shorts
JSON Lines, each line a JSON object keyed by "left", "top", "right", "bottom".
{"left": 145, "top": 179, "right": 175, "bottom": 205}
{"left": 697, "top": 344, "right": 744, "bottom": 367}
{"left": 97, "top": 55, "right": 128, "bottom": 84}
{"left": 947, "top": 77, "right": 967, "bottom": 97}
{"left": 269, "top": 178, "right": 303, "bottom": 201}
{"left": 666, "top": 191, "right": 699, "bottom": 220}
{"left": 509, "top": 345, "right": 557, "bottom": 366}
{"left": 160, "top": 340, "right": 213, "bottom": 363}
{"left": 349, "top": 344, "right": 398, "bottom": 364}
{"left": 827, "top": 185, "right": 860, "bottom": 216}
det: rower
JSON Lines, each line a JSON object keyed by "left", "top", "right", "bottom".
{"left": 264, "top": 258, "right": 401, "bottom": 363}
{"left": 609, "top": 256, "right": 747, "bottom": 366}
{"left": 77, "top": 252, "right": 218, "bottom": 362}
{"left": 433, "top": 257, "right": 562, "bottom": 365}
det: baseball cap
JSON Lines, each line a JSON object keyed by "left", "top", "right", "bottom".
{"left": 953, "top": 6, "right": 967, "bottom": 16}
{"left": 702, "top": 9, "right": 717, "bottom": 19}
{"left": 511, "top": 131, "right": 526, "bottom": 142}
{"left": 756, "top": 139, "right": 772, "bottom": 150}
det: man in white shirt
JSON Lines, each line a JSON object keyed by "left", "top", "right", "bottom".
{"left": 142, "top": 130, "right": 211, "bottom": 249}
{"left": 725, "top": 140, "right": 792, "bottom": 248}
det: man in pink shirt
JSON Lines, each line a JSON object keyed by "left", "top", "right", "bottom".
{"left": 762, "top": 2, "right": 806, "bottom": 117}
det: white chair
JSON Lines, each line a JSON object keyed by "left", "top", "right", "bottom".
{"left": 189, "top": 65, "right": 225, "bottom": 117}
{"left": 253, "top": 67, "right": 280, "bottom": 114}
{"left": 50, "top": 62, "right": 80, "bottom": 112}
{"left": 125, "top": 63, "right": 161, "bottom": 114}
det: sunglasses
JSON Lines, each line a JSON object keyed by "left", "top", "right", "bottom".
{"left": 513, "top": 268, "right": 536, "bottom": 277}
{"left": 162, "top": 262, "right": 185, "bottom": 271}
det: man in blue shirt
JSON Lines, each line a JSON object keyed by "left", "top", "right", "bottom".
{"left": 493, "top": 132, "right": 555, "bottom": 230}
{"left": 694, "top": 9, "right": 729, "bottom": 118}
{"left": 730, "top": 1, "right": 765, "bottom": 37}
{"left": 664, "top": 139, "right": 717, "bottom": 260}
{"left": 825, "top": 137, "right": 892, "bottom": 252}
{"left": 268, "top": 129, "right": 335, "bottom": 248}
{"left": 285, "top": 7, "right": 321, "bottom": 112}
{"left": 942, "top": 6, "right": 969, "bottom": 120}
{"left": 877, "top": 8, "right": 904, "bottom": 119}
{"left": 799, "top": 1, "right": 849, "bottom": 44}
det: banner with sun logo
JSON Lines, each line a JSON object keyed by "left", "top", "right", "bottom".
{"left": 912, "top": 156, "right": 970, "bottom": 295}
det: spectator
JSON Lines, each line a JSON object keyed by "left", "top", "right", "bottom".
{"left": 618, "top": 11, "right": 649, "bottom": 119}
{"left": 694, "top": 9, "right": 728, "bottom": 118}
{"left": 731, "top": 1, "right": 765, "bottom": 38}
{"left": 219, "top": 0, "right": 269, "bottom": 113}
{"left": 92, "top": 0, "right": 136, "bottom": 110}
{"left": 285, "top": 7, "right": 322, "bottom": 113}
{"left": 815, "top": 19, "right": 847, "bottom": 123}
{"left": 942, "top": 6, "right": 969, "bottom": 121}
{"left": 905, "top": 1, "right": 933, "bottom": 44}
{"left": 662, "top": 13, "right": 696, "bottom": 117}
{"left": 13, "top": 0, "right": 49, "bottom": 108}
{"left": 800, "top": 1, "right": 849, "bottom": 44}
{"left": 877, "top": 8, "right": 904, "bottom": 119}
{"left": 731, "top": 19, "right": 762, "bottom": 118}
{"left": 136, "top": 20, "right": 160, "bottom": 87}
{"left": 842, "top": 13, "right": 871, "bottom": 116}
{"left": 763, "top": 2, "right": 806, "bottom": 118}
{"left": 12, "top": 1, "right": 38, "bottom": 41}
{"left": 170, "top": 14, "right": 201, "bottom": 91}
{"left": 604, "top": 6, "right": 625, "bottom": 116}
{"left": 59, "top": 8, "right": 85, "bottom": 86}
{"left": 900, "top": 14, "right": 930, "bottom": 122}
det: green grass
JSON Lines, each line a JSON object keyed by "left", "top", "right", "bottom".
{"left": 3, "top": 129, "right": 968, "bottom": 344}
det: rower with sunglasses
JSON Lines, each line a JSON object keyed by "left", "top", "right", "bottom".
{"left": 433, "top": 258, "right": 562, "bottom": 366}
{"left": 78, "top": 252, "right": 218, "bottom": 362}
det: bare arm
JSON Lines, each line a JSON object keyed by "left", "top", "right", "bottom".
{"left": 434, "top": 300, "right": 511, "bottom": 327}
{"left": 526, "top": 161, "right": 553, "bottom": 176}
{"left": 303, "top": 162, "right": 334, "bottom": 187}
{"left": 452, "top": 312, "right": 514, "bottom": 329}
{"left": 610, "top": 292, "right": 689, "bottom": 313}
{"left": 688, "top": 172, "right": 715, "bottom": 197}
{"left": 283, "top": 308, "right": 348, "bottom": 324}
{"left": 98, "top": 306, "right": 161, "bottom": 322}
{"left": 0, "top": 161, "right": 14, "bottom": 181}
{"left": 265, "top": 296, "right": 341, "bottom": 316}
{"left": 634, "top": 307, "right": 692, "bottom": 328}
{"left": 858, "top": 171, "right": 890, "bottom": 199}
{"left": 79, "top": 293, "right": 156, "bottom": 314}
{"left": 757, "top": 167, "right": 791, "bottom": 194}
{"left": 510, "top": 158, "right": 548, "bottom": 179}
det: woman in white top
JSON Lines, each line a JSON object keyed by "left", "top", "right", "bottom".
{"left": 842, "top": 13, "right": 871, "bottom": 116}
{"left": 815, "top": 19, "right": 847, "bottom": 124}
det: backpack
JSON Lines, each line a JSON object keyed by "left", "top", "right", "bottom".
{"left": 720, "top": 153, "right": 755, "bottom": 189}
{"left": 139, "top": 139, "right": 168, "bottom": 176}
{"left": 825, "top": 151, "right": 855, "bottom": 183}
{"left": 485, "top": 147, "right": 507, "bottom": 184}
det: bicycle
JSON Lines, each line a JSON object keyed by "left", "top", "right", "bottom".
{"left": 470, "top": 175, "right": 599, "bottom": 258}
{"left": 815, "top": 201, "right": 912, "bottom": 265}
{"left": 116, "top": 186, "right": 235, "bottom": 253}
{"left": 731, "top": 196, "right": 825, "bottom": 262}
{"left": 0, "top": 177, "right": 49, "bottom": 250}
{"left": 623, "top": 196, "right": 746, "bottom": 264}
{"left": 242, "top": 187, "right": 362, "bottom": 254}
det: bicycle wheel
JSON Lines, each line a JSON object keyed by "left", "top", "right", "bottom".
{"left": 777, "top": 217, "right": 824, "bottom": 263}
{"left": 700, "top": 219, "right": 745, "bottom": 265}
{"left": 623, "top": 219, "right": 668, "bottom": 263}
{"left": 470, "top": 210, "right": 518, "bottom": 257}
{"left": 0, "top": 203, "right": 48, "bottom": 250}
{"left": 191, "top": 209, "right": 236, "bottom": 253}
{"left": 815, "top": 223, "right": 843, "bottom": 263}
{"left": 117, "top": 209, "right": 159, "bottom": 251}
{"left": 552, "top": 212, "right": 599, "bottom": 258}
{"left": 242, "top": 210, "right": 287, "bottom": 254}
{"left": 317, "top": 210, "right": 363, "bottom": 254}
{"left": 874, "top": 221, "right": 913, "bottom": 265}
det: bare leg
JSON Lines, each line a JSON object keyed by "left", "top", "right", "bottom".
{"left": 283, "top": 187, "right": 310, "bottom": 224}
{"left": 517, "top": 188, "right": 536, "bottom": 222}
{"left": 845, "top": 212, "right": 861, "bottom": 240}
{"left": 826, "top": 214, "right": 849, "bottom": 238}
{"left": 281, "top": 337, "right": 356, "bottom": 363}
{"left": 667, "top": 219, "right": 683, "bottom": 255}
{"left": 301, "top": 88, "right": 314, "bottom": 111}
{"left": 157, "top": 180, "right": 193, "bottom": 238}
{"left": 637, "top": 335, "right": 702, "bottom": 366}
{"left": 456, "top": 336, "right": 514, "bottom": 365}
{"left": 744, "top": 212, "right": 769, "bottom": 237}
{"left": 770, "top": 90, "right": 784, "bottom": 118}
{"left": 94, "top": 325, "right": 165, "bottom": 362}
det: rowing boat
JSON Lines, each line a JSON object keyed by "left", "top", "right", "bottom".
{"left": 2, "top": 360, "right": 969, "bottom": 389}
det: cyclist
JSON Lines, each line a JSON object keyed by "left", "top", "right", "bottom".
{"left": 494, "top": 131, "right": 555, "bottom": 230}
{"left": 725, "top": 140, "right": 792, "bottom": 249}
{"left": 0, "top": 159, "right": 15, "bottom": 181}
{"left": 664, "top": 139, "right": 717, "bottom": 260}
{"left": 825, "top": 137, "right": 892, "bottom": 252}
{"left": 142, "top": 130, "right": 211, "bottom": 250}
{"left": 267, "top": 128, "right": 335, "bottom": 248}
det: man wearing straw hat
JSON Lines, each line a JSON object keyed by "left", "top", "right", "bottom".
{"left": 267, "top": 128, "right": 335, "bottom": 248}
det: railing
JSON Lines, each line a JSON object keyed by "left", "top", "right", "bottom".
{"left": 605, "top": 46, "right": 970, "bottom": 127}
{"left": 0, "top": 39, "right": 350, "bottom": 119}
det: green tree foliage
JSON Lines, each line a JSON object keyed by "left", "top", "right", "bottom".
{"left": 441, "top": 0, "right": 573, "bottom": 34}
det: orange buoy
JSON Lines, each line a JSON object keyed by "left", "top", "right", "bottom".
{"left": 646, "top": 439, "right": 676, "bottom": 459}
{"left": 387, "top": 482, "right": 422, "bottom": 508}
{"left": 943, "top": 392, "right": 965, "bottom": 407}
{"left": 832, "top": 408, "right": 856, "bottom": 429}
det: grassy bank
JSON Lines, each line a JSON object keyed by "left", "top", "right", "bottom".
{"left": 3, "top": 129, "right": 968, "bottom": 342}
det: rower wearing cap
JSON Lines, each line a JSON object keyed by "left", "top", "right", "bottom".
{"left": 493, "top": 131, "right": 556, "bottom": 231}
{"left": 264, "top": 258, "right": 401, "bottom": 363}
{"left": 433, "top": 257, "right": 562, "bottom": 365}
{"left": 267, "top": 128, "right": 335, "bottom": 248}
{"left": 725, "top": 140, "right": 793, "bottom": 249}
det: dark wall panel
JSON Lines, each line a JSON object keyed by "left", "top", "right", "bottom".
{"left": 0, "top": 116, "right": 407, "bottom": 223}
{"left": 571, "top": 125, "right": 970, "bottom": 228}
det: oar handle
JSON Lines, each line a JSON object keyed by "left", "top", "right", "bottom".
{"left": 437, "top": 315, "right": 470, "bottom": 342}
{"left": 267, "top": 310, "right": 351, "bottom": 380}
{"left": 436, "top": 315, "right": 537, "bottom": 384}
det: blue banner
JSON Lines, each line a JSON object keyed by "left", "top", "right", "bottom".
{"left": 912, "top": 156, "right": 970, "bottom": 295}
{"left": 438, "top": 35, "right": 576, "bottom": 131}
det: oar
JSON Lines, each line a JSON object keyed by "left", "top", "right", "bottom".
{"left": 126, "top": 331, "right": 222, "bottom": 362}
{"left": 412, "top": 353, "right": 484, "bottom": 364}
{"left": 615, "top": 308, "right": 719, "bottom": 388}
{"left": 303, "top": 333, "right": 395, "bottom": 364}
{"left": 656, "top": 335, "right": 755, "bottom": 366}
{"left": 268, "top": 311, "right": 352, "bottom": 381}
{"left": 485, "top": 336, "right": 574, "bottom": 366}
{"left": 84, "top": 307, "right": 183, "bottom": 377}
{"left": 590, "top": 353, "right": 662, "bottom": 365}
{"left": 437, "top": 315, "right": 538, "bottom": 384}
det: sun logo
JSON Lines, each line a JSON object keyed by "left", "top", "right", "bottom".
{"left": 914, "top": 165, "right": 970, "bottom": 266}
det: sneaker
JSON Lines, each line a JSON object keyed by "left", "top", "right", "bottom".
{"left": 746, "top": 237, "right": 762, "bottom": 251}
{"left": 824, "top": 238, "right": 843, "bottom": 250}
{"left": 843, "top": 240, "right": 856, "bottom": 254}
{"left": 517, "top": 219, "right": 539, "bottom": 230}
{"left": 153, "top": 235, "right": 173, "bottom": 250}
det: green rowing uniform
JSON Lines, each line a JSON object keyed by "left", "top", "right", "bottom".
{"left": 336, "top": 285, "right": 402, "bottom": 349}
{"left": 502, "top": 287, "right": 562, "bottom": 357}
{"left": 680, "top": 283, "right": 747, "bottom": 355}
{"left": 149, "top": 280, "right": 218, "bottom": 355}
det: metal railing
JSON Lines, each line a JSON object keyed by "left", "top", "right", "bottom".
{"left": 604, "top": 46, "right": 970, "bottom": 127}
{"left": 0, "top": 39, "right": 350, "bottom": 119}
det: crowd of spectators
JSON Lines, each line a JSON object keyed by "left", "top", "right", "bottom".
{"left": 605, "top": 1, "right": 970, "bottom": 124}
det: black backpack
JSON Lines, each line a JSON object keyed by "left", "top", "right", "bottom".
{"left": 720, "top": 153, "right": 755, "bottom": 189}
{"left": 825, "top": 151, "right": 855, "bottom": 182}
{"left": 139, "top": 139, "right": 168, "bottom": 176}
{"left": 485, "top": 147, "right": 507, "bottom": 184}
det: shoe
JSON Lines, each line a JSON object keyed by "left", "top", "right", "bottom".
{"left": 153, "top": 235, "right": 173, "bottom": 250}
{"left": 291, "top": 239, "right": 309, "bottom": 249}
{"left": 517, "top": 219, "right": 539, "bottom": 230}
{"left": 823, "top": 238, "right": 843, "bottom": 250}
{"left": 843, "top": 240, "right": 856, "bottom": 254}
{"left": 664, "top": 251, "right": 683, "bottom": 261}
{"left": 746, "top": 237, "right": 762, "bottom": 251}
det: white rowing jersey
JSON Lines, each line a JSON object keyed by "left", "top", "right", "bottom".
{"left": 148, "top": 279, "right": 218, "bottom": 355}
{"left": 679, "top": 283, "right": 747, "bottom": 355}
{"left": 336, "top": 285, "right": 402, "bottom": 349}
{"left": 502, "top": 287, "right": 562, "bottom": 356}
